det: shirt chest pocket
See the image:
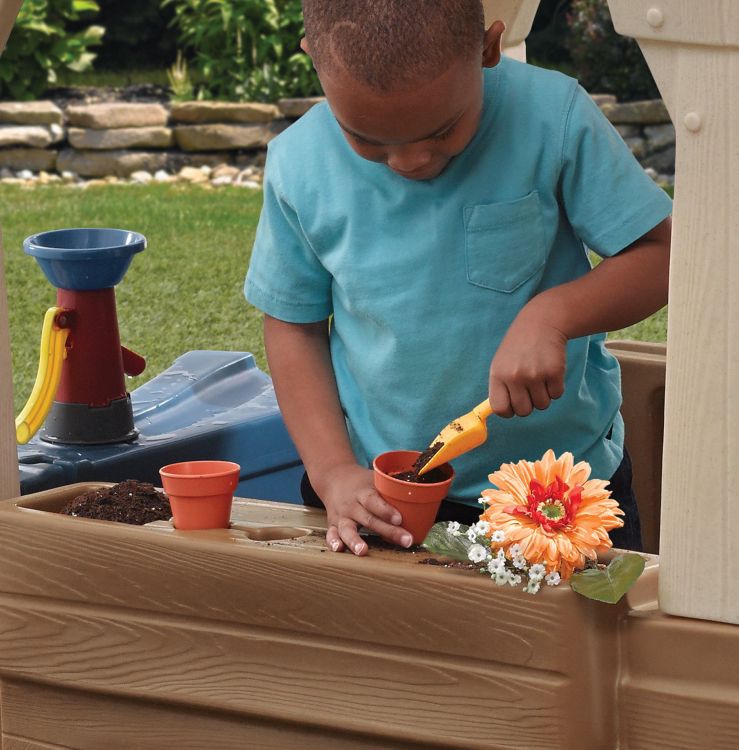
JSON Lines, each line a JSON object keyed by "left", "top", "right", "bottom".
{"left": 464, "top": 192, "right": 548, "bottom": 293}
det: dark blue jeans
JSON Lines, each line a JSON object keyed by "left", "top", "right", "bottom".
{"left": 300, "top": 448, "right": 643, "bottom": 552}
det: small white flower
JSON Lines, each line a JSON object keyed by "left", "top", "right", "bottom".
{"left": 487, "top": 559, "right": 505, "bottom": 575}
{"left": 477, "top": 496, "right": 487, "bottom": 505}
{"left": 465, "top": 527, "right": 478, "bottom": 542}
{"left": 447, "top": 521, "right": 461, "bottom": 535}
{"left": 525, "top": 580, "right": 542, "bottom": 595}
{"left": 529, "top": 563, "right": 547, "bottom": 580}
{"left": 509, "top": 573, "right": 522, "bottom": 586}
{"left": 494, "top": 571, "right": 508, "bottom": 586}
{"left": 496, "top": 548, "right": 506, "bottom": 562}
{"left": 546, "top": 571, "right": 561, "bottom": 587}
{"left": 491, "top": 530, "right": 506, "bottom": 544}
{"left": 472, "top": 520, "right": 491, "bottom": 536}
{"left": 512, "top": 555, "right": 528, "bottom": 570}
{"left": 509, "top": 543, "right": 523, "bottom": 558}
{"left": 467, "top": 544, "right": 488, "bottom": 563}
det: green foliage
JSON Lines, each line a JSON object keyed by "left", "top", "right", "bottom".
{"left": 164, "top": 0, "right": 321, "bottom": 102}
{"left": 167, "top": 51, "right": 194, "bottom": 102}
{"left": 92, "top": 0, "right": 177, "bottom": 72}
{"left": 0, "top": 0, "right": 104, "bottom": 101}
{"left": 569, "top": 554, "right": 646, "bottom": 603}
{"left": 566, "top": 0, "right": 659, "bottom": 101}
{"left": 422, "top": 523, "right": 474, "bottom": 559}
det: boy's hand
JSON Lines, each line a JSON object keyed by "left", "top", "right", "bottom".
{"left": 488, "top": 304, "right": 567, "bottom": 418}
{"left": 316, "top": 463, "right": 414, "bottom": 555}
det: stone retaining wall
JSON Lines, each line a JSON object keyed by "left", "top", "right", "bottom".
{"left": 0, "top": 95, "right": 676, "bottom": 183}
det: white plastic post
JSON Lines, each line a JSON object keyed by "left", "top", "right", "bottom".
{"left": 483, "top": 0, "right": 541, "bottom": 60}
{"left": 609, "top": 0, "right": 739, "bottom": 625}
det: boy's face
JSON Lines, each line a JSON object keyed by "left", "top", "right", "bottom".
{"left": 305, "top": 22, "right": 505, "bottom": 182}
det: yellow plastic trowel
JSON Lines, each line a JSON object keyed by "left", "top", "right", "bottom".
{"left": 417, "top": 398, "right": 494, "bottom": 475}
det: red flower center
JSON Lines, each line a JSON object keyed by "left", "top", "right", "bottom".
{"left": 506, "top": 476, "right": 583, "bottom": 532}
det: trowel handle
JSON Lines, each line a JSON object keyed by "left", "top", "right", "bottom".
{"left": 121, "top": 346, "right": 146, "bottom": 377}
{"left": 473, "top": 399, "right": 493, "bottom": 421}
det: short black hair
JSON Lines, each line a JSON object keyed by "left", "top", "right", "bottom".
{"left": 302, "top": 0, "right": 485, "bottom": 91}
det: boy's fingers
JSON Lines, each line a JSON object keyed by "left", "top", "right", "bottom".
{"left": 489, "top": 378, "right": 513, "bottom": 418}
{"left": 508, "top": 383, "right": 533, "bottom": 417}
{"left": 326, "top": 525, "right": 345, "bottom": 552}
{"left": 359, "top": 491, "right": 403, "bottom": 525}
{"left": 337, "top": 518, "right": 368, "bottom": 556}
{"left": 362, "top": 515, "right": 414, "bottom": 548}
{"left": 529, "top": 381, "right": 551, "bottom": 411}
{"left": 546, "top": 375, "right": 565, "bottom": 400}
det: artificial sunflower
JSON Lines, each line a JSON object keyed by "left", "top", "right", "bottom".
{"left": 480, "top": 450, "right": 624, "bottom": 580}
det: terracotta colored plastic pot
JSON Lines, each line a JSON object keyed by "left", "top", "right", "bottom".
{"left": 159, "top": 460, "right": 240, "bottom": 530}
{"left": 373, "top": 450, "right": 454, "bottom": 545}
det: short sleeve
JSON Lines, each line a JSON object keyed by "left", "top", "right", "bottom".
{"left": 244, "top": 155, "right": 332, "bottom": 323}
{"left": 560, "top": 85, "right": 673, "bottom": 257}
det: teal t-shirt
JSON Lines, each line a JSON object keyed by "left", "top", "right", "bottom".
{"left": 245, "top": 57, "right": 672, "bottom": 503}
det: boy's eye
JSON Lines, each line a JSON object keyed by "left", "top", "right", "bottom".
{"left": 432, "top": 125, "right": 456, "bottom": 142}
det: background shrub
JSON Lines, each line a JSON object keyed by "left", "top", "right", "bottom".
{"left": 564, "top": 0, "right": 658, "bottom": 100}
{"left": 164, "top": 0, "right": 321, "bottom": 102}
{"left": 0, "top": 0, "right": 104, "bottom": 100}
{"left": 88, "top": 0, "right": 177, "bottom": 72}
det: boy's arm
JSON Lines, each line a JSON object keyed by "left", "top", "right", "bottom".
{"left": 489, "top": 217, "right": 671, "bottom": 417}
{"left": 264, "top": 315, "right": 413, "bottom": 554}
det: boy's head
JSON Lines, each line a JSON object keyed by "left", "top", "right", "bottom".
{"left": 302, "top": 0, "right": 505, "bottom": 181}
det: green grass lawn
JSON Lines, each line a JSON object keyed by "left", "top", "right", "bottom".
{"left": 2, "top": 183, "right": 265, "bottom": 413}
{"left": 1, "top": 183, "right": 667, "bottom": 414}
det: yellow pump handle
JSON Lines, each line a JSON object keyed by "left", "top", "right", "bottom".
{"left": 15, "top": 307, "right": 70, "bottom": 445}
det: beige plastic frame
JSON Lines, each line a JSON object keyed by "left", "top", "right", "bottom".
{"left": 2, "top": 0, "right": 732, "bottom": 624}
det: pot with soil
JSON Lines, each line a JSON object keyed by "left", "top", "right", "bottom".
{"left": 373, "top": 449, "right": 454, "bottom": 544}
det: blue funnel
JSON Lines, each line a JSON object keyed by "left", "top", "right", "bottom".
{"left": 23, "top": 228, "right": 146, "bottom": 290}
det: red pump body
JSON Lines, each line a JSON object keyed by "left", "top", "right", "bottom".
{"left": 55, "top": 288, "right": 145, "bottom": 408}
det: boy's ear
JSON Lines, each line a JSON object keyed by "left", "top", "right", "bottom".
{"left": 482, "top": 20, "right": 506, "bottom": 68}
{"left": 300, "top": 37, "right": 311, "bottom": 57}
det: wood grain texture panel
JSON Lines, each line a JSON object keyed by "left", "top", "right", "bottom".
{"left": 619, "top": 610, "right": 739, "bottom": 748}
{"left": 0, "top": 232, "right": 19, "bottom": 501}
{"left": 0, "top": 599, "right": 577, "bottom": 750}
{"left": 3, "top": 738, "right": 70, "bottom": 750}
{"left": 0, "top": 501, "right": 623, "bottom": 675}
{"left": 630, "top": 37, "right": 739, "bottom": 623}
{"left": 1, "top": 680, "right": 429, "bottom": 750}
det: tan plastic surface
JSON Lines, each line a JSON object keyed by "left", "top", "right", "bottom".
{"left": 0, "top": 483, "right": 668, "bottom": 750}
{"left": 0, "top": 231, "right": 18, "bottom": 500}
{"left": 0, "top": 0, "right": 22, "bottom": 55}
{"left": 609, "top": 0, "right": 739, "bottom": 626}
{"left": 607, "top": 340, "right": 666, "bottom": 554}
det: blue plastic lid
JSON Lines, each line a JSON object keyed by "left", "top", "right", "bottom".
{"left": 23, "top": 228, "right": 146, "bottom": 290}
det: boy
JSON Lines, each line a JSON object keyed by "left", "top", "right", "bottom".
{"left": 245, "top": 0, "right": 672, "bottom": 556}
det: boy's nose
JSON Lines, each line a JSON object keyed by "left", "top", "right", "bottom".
{"left": 386, "top": 146, "right": 433, "bottom": 175}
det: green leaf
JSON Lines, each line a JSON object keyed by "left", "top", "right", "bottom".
{"left": 421, "top": 522, "right": 474, "bottom": 562}
{"left": 72, "top": 0, "right": 100, "bottom": 13}
{"left": 569, "top": 554, "right": 646, "bottom": 604}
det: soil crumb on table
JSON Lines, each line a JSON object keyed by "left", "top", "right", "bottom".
{"left": 61, "top": 480, "right": 171, "bottom": 525}
{"left": 418, "top": 558, "right": 480, "bottom": 570}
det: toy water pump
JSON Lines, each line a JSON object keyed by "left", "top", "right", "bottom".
{"left": 15, "top": 228, "right": 146, "bottom": 445}
{"left": 14, "top": 227, "right": 303, "bottom": 502}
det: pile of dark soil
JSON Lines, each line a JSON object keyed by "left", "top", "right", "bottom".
{"left": 46, "top": 83, "right": 171, "bottom": 109}
{"left": 61, "top": 480, "right": 171, "bottom": 525}
{"left": 393, "top": 442, "right": 447, "bottom": 483}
